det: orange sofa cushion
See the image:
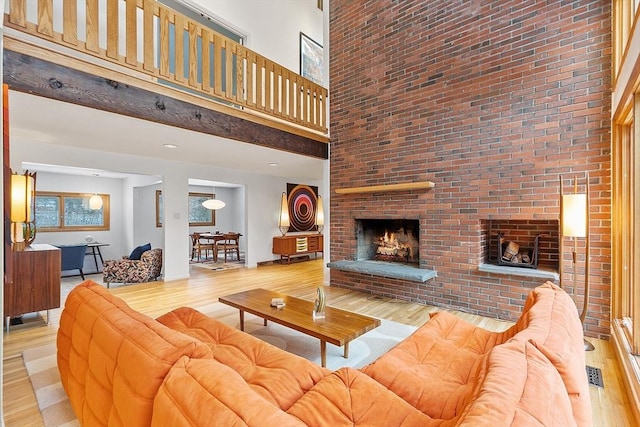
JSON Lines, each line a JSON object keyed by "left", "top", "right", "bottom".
{"left": 57, "top": 281, "right": 212, "bottom": 427}
{"left": 502, "top": 281, "right": 591, "bottom": 426}
{"left": 156, "top": 306, "right": 330, "bottom": 410}
{"left": 151, "top": 356, "right": 307, "bottom": 426}
{"left": 449, "top": 340, "right": 577, "bottom": 427}
{"left": 362, "top": 281, "right": 590, "bottom": 425}
{"left": 362, "top": 310, "right": 491, "bottom": 419}
{"left": 287, "top": 367, "right": 439, "bottom": 427}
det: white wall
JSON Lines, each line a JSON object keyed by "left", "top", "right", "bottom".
{"left": 190, "top": 0, "right": 324, "bottom": 74}
{"left": 11, "top": 141, "right": 323, "bottom": 281}
{"left": 31, "top": 171, "right": 129, "bottom": 273}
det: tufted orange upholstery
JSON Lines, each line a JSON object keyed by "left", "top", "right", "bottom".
{"left": 156, "top": 307, "right": 330, "bottom": 410}
{"left": 447, "top": 340, "right": 577, "bottom": 427}
{"left": 287, "top": 367, "right": 438, "bottom": 426}
{"left": 362, "top": 281, "right": 591, "bottom": 426}
{"left": 57, "top": 281, "right": 212, "bottom": 426}
{"left": 152, "top": 357, "right": 308, "bottom": 426}
{"left": 58, "top": 280, "right": 587, "bottom": 426}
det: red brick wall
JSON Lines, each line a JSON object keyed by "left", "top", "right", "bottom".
{"left": 329, "top": 0, "right": 611, "bottom": 338}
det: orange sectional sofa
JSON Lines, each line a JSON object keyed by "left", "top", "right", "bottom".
{"left": 57, "top": 280, "right": 591, "bottom": 426}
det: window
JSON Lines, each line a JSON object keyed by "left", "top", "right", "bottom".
{"left": 156, "top": 190, "right": 217, "bottom": 227}
{"left": 35, "top": 192, "right": 110, "bottom": 232}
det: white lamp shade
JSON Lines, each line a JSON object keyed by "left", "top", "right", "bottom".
{"left": 315, "top": 195, "right": 324, "bottom": 226}
{"left": 11, "top": 173, "right": 34, "bottom": 222}
{"left": 279, "top": 192, "right": 290, "bottom": 228}
{"left": 89, "top": 194, "right": 103, "bottom": 210}
{"left": 202, "top": 199, "right": 226, "bottom": 210}
{"left": 562, "top": 194, "right": 587, "bottom": 237}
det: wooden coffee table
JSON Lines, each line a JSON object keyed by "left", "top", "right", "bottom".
{"left": 219, "top": 288, "right": 381, "bottom": 367}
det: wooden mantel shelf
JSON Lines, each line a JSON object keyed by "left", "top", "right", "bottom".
{"left": 335, "top": 181, "right": 435, "bottom": 195}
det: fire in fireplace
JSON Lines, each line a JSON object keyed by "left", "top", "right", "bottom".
{"left": 356, "top": 219, "right": 419, "bottom": 264}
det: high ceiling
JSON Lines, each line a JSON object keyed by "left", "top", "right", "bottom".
{"left": 8, "top": 91, "right": 325, "bottom": 183}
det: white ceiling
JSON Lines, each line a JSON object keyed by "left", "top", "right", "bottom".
{"left": 9, "top": 91, "right": 325, "bottom": 184}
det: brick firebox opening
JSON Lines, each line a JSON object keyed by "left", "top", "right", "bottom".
{"left": 480, "top": 219, "right": 560, "bottom": 275}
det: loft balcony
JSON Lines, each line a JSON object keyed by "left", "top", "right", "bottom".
{"left": 2, "top": 0, "right": 328, "bottom": 159}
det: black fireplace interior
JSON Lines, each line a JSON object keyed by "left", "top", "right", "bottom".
{"left": 356, "top": 219, "right": 419, "bottom": 264}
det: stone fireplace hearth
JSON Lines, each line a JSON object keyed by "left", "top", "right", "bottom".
{"left": 327, "top": 217, "right": 436, "bottom": 283}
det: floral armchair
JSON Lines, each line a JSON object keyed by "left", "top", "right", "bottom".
{"left": 103, "top": 248, "right": 163, "bottom": 288}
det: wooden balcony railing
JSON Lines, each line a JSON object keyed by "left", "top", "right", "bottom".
{"left": 3, "top": 0, "right": 328, "bottom": 135}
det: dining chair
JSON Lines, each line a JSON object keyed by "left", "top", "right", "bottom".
{"left": 219, "top": 232, "right": 241, "bottom": 262}
{"left": 191, "top": 233, "right": 215, "bottom": 262}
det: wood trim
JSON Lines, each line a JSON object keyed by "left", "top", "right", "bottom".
{"left": 612, "top": 321, "right": 640, "bottom": 425}
{"left": 335, "top": 181, "right": 435, "bottom": 195}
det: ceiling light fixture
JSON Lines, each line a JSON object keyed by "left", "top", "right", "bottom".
{"left": 89, "top": 173, "right": 103, "bottom": 210}
{"left": 163, "top": 143, "right": 179, "bottom": 149}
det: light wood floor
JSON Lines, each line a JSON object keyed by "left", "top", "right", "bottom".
{"left": 2, "top": 259, "right": 636, "bottom": 426}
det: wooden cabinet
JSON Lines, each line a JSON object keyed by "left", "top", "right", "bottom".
{"left": 273, "top": 234, "right": 323, "bottom": 264}
{"left": 4, "top": 244, "right": 61, "bottom": 330}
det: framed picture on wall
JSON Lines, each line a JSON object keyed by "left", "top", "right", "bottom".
{"left": 300, "top": 32, "right": 324, "bottom": 86}
{"left": 287, "top": 183, "right": 319, "bottom": 232}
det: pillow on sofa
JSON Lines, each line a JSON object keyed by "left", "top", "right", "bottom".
{"left": 129, "top": 243, "right": 151, "bottom": 260}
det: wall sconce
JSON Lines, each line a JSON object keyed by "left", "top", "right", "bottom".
{"left": 315, "top": 195, "right": 324, "bottom": 234}
{"left": 559, "top": 173, "right": 593, "bottom": 351}
{"left": 10, "top": 169, "right": 37, "bottom": 250}
{"left": 278, "top": 192, "right": 290, "bottom": 236}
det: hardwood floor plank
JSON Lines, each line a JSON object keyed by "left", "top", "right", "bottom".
{"left": 2, "top": 259, "right": 634, "bottom": 426}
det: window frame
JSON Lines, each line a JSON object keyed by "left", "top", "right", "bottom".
{"left": 156, "top": 190, "right": 217, "bottom": 227}
{"left": 35, "top": 191, "right": 111, "bottom": 232}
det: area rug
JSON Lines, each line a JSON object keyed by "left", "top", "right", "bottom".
{"left": 24, "top": 303, "right": 416, "bottom": 425}
{"left": 22, "top": 343, "right": 79, "bottom": 427}
{"left": 190, "top": 260, "right": 245, "bottom": 271}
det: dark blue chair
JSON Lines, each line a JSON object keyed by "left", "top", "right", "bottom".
{"left": 58, "top": 244, "right": 88, "bottom": 279}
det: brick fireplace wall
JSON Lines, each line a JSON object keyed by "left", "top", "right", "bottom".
{"left": 329, "top": 0, "right": 611, "bottom": 338}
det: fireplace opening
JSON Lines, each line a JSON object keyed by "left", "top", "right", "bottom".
{"left": 481, "top": 219, "right": 559, "bottom": 272}
{"left": 356, "top": 219, "right": 419, "bottom": 265}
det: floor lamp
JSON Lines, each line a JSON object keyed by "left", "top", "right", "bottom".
{"left": 559, "top": 173, "right": 594, "bottom": 351}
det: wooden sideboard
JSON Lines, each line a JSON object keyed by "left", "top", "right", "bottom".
{"left": 273, "top": 234, "right": 323, "bottom": 264}
{"left": 4, "top": 243, "right": 61, "bottom": 331}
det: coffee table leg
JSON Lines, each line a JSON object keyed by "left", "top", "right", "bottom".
{"left": 264, "top": 318, "right": 268, "bottom": 326}
{"left": 344, "top": 341, "right": 350, "bottom": 359}
{"left": 320, "top": 341, "right": 327, "bottom": 367}
{"left": 239, "top": 310, "right": 245, "bottom": 331}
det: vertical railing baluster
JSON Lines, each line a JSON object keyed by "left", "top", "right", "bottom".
{"left": 201, "top": 28, "right": 212, "bottom": 93}
{"left": 37, "top": 0, "right": 53, "bottom": 37}
{"left": 234, "top": 44, "right": 243, "bottom": 102}
{"left": 187, "top": 22, "right": 198, "bottom": 88}
{"left": 9, "top": 0, "right": 26, "bottom": 27}
{"left": 106, "top": 0, "right": 118, "bottom": 59}
{"left": 62, "top": 0, "right": 78, "bottom": 45}
{"left": 158, "top": 8, "right": 170, "bottom": 77}
{"left": 125, "top": 0, "right": 137, "bottom": 65}
{"left": 174, "top": 14, "right": 185, "bottom": 82}
{"left": 245, "top": 52, "right": 255, "bottom": 107}
{"left": 213, "top": 34, "right": 223, "bottom": 97}
{"left": 142, "top": 0, "right": 155, "bottom": 73}
{"left": 224, "top": 40, "right": 233, "bottom": 100}
{"left": 85, "top": 0, "right": 99, "bottom": 53}
{"left": 256, "top": 57, "right": 264, "bottom": 110}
